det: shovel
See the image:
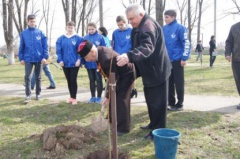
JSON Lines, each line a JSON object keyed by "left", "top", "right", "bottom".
{"left": 91, "top": 80, "right": 109, "bottom": 133}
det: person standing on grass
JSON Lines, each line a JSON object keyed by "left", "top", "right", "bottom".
{"left": 56, "top": 21, "right": 83, "bottom": 105}
{"left": 195, "top": 40, "right": 204, "bottom": 63}
{"left": 18, "top": 14, "right": 49, "bottom": 103}
{"left": 82, "top": 22, "right": 106, "bottom": 104}
{"left": 116, "top": 4, "right": 172, "bottom": 140}
{"left": 209, "top": 35, "right": 217, "bottom": 68}
{"left": 163, "top": 10, "right": 190, "bottom": 111}
{"left": 225, "top": 21, "right": 240, "bottom": 110}
{"left": 112, "top": 15, "right": 137, "bottom": 98}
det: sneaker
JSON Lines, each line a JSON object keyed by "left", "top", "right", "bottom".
{"left": 168, "top": 106, "right": 183, "bottom": 111}
{"left": 46, "top": 86, "right": 56, "bottom": 89}
{"left": 66, "top": 98, "right": 73, "bottom": 103}
{"left": 88, "top": 97, "right": 96, "bottom": 103}
{"left": 36, "top": 95, "right": 41, "bottom": 100}
{"left": 24, "top": 96, "right": 31, "bottom": 103}
{"left": 72, "top": 99, "right": 78, "bottom": 105}
{"left": 95, "top": 97, "right": 102, "bottom": 104}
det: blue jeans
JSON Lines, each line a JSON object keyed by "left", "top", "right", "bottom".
{"left": 25, "top": 62, "right": 42, "bottom": 96}
{"left": 31, "top": 64, "right": 56, "bottom": 88}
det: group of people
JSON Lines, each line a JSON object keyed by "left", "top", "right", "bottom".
{"left": 18, "top": 3, "right": 240, "bottom": 141}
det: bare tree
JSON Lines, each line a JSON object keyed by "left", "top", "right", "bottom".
{"left": 230, "top": 0, "right": 240, "bottom": 14}
{"left": 41, "top": 0, "right": 57, "bottom": 53}
{"left": 155, "top": 0, "right": 166, "bottom": 26}
{"left": 197, "top": 0, "right": 203, "bottom": 42}
{"left": 13, "top": 0, "right": 30, "bottom": 36}
{"left": 2, "top": 0, "right": 15, "bottom": 64}
{"left": 175, "top": 0, "right": 187, "bottom": 24}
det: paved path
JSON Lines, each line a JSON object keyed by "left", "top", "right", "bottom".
{"left": 0, "top": 83, "right": 239, "bottom": 114}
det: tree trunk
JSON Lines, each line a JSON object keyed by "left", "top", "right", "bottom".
{"left": 2, "top": 0, "right": 15, "bottom": 65}
{"left": 197, "top": 0, "right": 203, "bottom": 42}
{"left": 188, "top": 0, "right": 191, "bottom": 43}
{"left": 155, "top": 0, "right": 166, "bottom": 27}
{"left": 99, "top": 0, "right": 103, "bottom": 26}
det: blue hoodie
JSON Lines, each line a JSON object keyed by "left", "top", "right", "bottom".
{"left": 56, "top": 34, "right": 83, "bottom": 67}
{"left": 18, "top": 27, "right": 49, "bottom": 62}
{"left": 83, "top": 31, "right": 106, "bottom": 69}
{"left": 163, "top": 20, "right": 190, "bottom": 62}
{"left": 112, "top": 27, "right": 132, "bottom": 54}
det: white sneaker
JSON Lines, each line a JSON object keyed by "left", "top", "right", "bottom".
{"left": 24, "top": 96, "right": 31, "bottom": 103}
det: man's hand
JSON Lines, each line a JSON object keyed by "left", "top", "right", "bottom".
{"left": 59, "top": 61, "right": 64, "bottom": 67}
{"left": 101, "top": 97, "right": 109, "bottom": 106}
{"left": 181, "top": 60, "right": 186, "bottom": 67}
{"left": 20, "top": 60, "right": 25, "bottom": 65}
{"left": 225, "top": 56, "right": 231, "bottom": 62}
{"left": 41, "top": 58, "right": 47, "bottom": 64}
{"left": 75, "top": 59, "right": 80, "bottom": 67}
{"left": 116, "top": 53, "right": 129, "bottom": 67}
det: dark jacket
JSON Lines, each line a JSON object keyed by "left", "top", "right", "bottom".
{"left": 225, "top": 22, "right": 240, "bottom": 61}
{"left": 127, "top": 14, "right": 171, "bottom": 87}
{"left": 209, "top": 39, "right": 216, "bottom": 52}
{"left": 97, "top": 46, "right": 134, "bottom": 80}
{"left": 195, "top": 43, "right": 204, "bottom": 52}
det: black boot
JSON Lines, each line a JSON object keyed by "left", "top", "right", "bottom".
{"left": 131, "top": 89, "right": 138, "bottom": 98}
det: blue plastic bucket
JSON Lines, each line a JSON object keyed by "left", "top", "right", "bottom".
{"left": 152, "top": 128, "right": 181, "bottom": 159}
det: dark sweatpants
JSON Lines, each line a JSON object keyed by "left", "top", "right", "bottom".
{"left": 168, "top": 61, "right": 184, "bottom": 106}
{"left": 87, "top": 69, "right": 103, "bottom": 97}
{"left": 232, "top": 61, "right": 240, "bottom": 95}
{"left": 144, "top": 80, "right": 168, "bottom": 129}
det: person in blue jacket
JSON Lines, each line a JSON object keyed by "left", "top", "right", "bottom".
{"left": 98, "top": 26, "right": 111, "bottom": 47}
{"left": 112, "top": 15, "right": 132, "bottom": 55}
{"left": 18, "top": 14, "right": 49, "bottom": 103}
{"left": 163, "top": 10, "right": 190, "bottom": 111}
{"left": 83, "top": 22, "right": 106, "bottom": 103}
{"left": 56, "top": 21, "right": 83, "bottom": 105}
{"left": 112, "top": 15, "right": 137, "bottom": 98}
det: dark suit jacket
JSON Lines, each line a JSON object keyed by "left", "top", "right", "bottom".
{"left": 97, "top": 46, "right": 135, "bottom": 81}
{"left": 127, "top": 14, "right": 172, "bottom": 87}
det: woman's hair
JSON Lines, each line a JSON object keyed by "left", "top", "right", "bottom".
{"left": 98, "top": 27, "right": 108, "bottom": 36}
{"left": 164, "top": 10, "right": 177, "bottom": 18}
{"left": 87, "top": 22, "right": 97, "bottom": 28}
{"left": 66, "top": 21, "right": 75, "bottom": 27}
{"left": 116, "top": 15, "right": 126, "bottom": 23}
{"left": 211, "top": 35, "right": 215, "bottom": 39}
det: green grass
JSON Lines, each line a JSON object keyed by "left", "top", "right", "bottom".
{"left": 0, "top": 97, "right": 239, "bottom": 159}
{"left": 0, "top": 53, "right": 237, "bottom": 96}
{"left": 0, "top": 54, "right": 239, "bottom": 158}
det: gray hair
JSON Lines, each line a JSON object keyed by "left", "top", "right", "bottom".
{"left": 125, "top": 3, "right": 145, "bottom": 16}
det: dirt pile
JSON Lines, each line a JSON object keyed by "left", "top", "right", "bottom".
{"left": 41, "top": 125, "right": 99, "bottom": 156}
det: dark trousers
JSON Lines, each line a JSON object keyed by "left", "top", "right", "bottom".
{"left": 169, "top": 61, "right": 184, "bottom": 106}
{"left": 109, "top": 72, "right": 134, "bottom": 132}
{"left": 25, "top": 62, "right": 42, "bottom": 96}
{"left": 63, "top": 67, "right": 79, "bottom": 99}
{"left": 232, "top": 61, "right": 240, "bottom": 95}
{"left": 87, "top": 69, "right": 103, "bottom": 97}
{"left": 144, "top": 80, "right": 168, "bottom": 129}
{"left": 209, "top": 51, "right": 216, "bottom": 67}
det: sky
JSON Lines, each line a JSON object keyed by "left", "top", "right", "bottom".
{"left": 0, "top": 0, "right": 240, "bottom": 47}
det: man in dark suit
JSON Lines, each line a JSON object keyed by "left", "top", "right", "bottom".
{"left": 116, "top": 4, "right": 172, "bottom": 139}
{"left": 77, "top": 40, "right": 135, "bottom": 135}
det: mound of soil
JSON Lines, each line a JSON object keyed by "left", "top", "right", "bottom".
{"left": 84, "top": 150, "right": 131, "bottom": 159}
{"left": 41, "top": 125, "right": 99, "bottom": 155}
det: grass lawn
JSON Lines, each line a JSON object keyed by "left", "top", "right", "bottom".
{"left": 0, "top": 53, "right": 239, "bottom": 158}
